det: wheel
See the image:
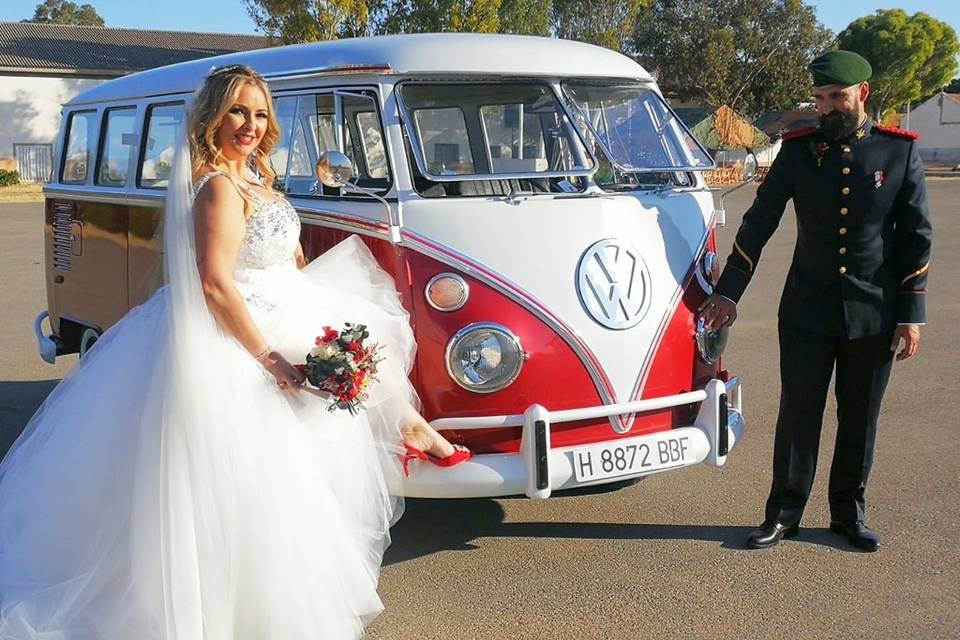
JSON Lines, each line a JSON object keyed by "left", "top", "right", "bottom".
{"left": 79, "top": 327, "right": 100, "bottom": 358}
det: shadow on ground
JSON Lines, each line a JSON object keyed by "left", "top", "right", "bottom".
{"left": 0, "top": 380, "right": 61, "bottom": 459}
{"left": 384, "top": 496, "right": 858, "bottom": 565}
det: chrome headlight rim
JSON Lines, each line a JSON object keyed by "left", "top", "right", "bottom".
{"left": 444, "top": 322, "right": 524, "bottom": 394}
{"left": 424, "top": 272, "right": 470, "bottom": 312}
{"left": 695, "top": 317, "right": 729, "bottom": 365}
{"left": 695, "top": 251, "right": 719, "bottom": 294}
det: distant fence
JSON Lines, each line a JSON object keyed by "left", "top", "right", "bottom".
{"left": 14, "top": 144, "right": 53, "bottom": 183}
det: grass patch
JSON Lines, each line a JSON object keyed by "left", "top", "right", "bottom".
{"left": 0, "top": 183, "right": 44, "bottom": 203}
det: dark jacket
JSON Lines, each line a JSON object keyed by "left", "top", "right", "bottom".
{"left": 715, "top": 120, "right": 932, "bottom": 339}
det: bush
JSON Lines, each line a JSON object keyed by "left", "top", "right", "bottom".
{"left": 0, "top": 169, "right": 20, "bottom": 187}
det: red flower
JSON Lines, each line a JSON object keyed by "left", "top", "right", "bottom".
{"left": 320, "top": 326, "right": 339, "bottom": 343}
{"left": 346, "top": 341, "right": 362, "bottom": 355}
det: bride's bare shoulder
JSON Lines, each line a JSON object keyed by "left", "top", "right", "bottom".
{"left": 193, "top": 168, "right": 242, "bottom": 204}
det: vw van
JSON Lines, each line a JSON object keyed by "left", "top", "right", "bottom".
{"left": 35, "top": 33, "right": 747, "bottom": 499}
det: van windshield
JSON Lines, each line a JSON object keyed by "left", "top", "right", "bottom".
{"left": 562, "top": 81, "right": 714, "bottom": 173}
{"left": 397, "top": 82, "right": 595, "bottom": 182}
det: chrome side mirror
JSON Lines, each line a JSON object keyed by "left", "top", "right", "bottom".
{"left": 314, "top": 150, "right": 403, "bottom": 245}
{"left": 714, "top": 149, "right": 760, "bottom": 227}
{"left": 315, "top": 151, "right": 355, "bottom": 188}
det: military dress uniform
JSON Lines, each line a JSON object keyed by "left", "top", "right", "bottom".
{"left": 715, "top": 119, "right": 932, "bottom": 529}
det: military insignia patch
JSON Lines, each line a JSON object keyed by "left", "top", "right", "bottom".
{"left": 874, "top": 170, "right": 885, "bottom": 189}
{"left": 856, "top": 128, "right": 866, "bottom": 140}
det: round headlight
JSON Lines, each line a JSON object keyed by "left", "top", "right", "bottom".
{"left": 445, "top": 323, "right": 524, "bottom": 393}
{"left": 695, "top": 317, "right": 729, "bottom": 364}
{"left": 425, "top": 273, "right": 469, "bottom": 311}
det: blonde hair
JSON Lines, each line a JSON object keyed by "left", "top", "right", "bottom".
{"left": 187, "top": 64, "right": 281, "bottom": 217}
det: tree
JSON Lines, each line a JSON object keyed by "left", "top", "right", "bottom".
{"left": 552, "top": 0, "right": 647, "bottom": 52}
{"left": 946, "top": 78, "right": 960, "bottom": 94}
{"left": 633, "top": 0, "right": 832, "bottom": 114}
{"left": 370, "top": 0, "right": 501, "bottom": 34}
{"left": 837, "top": 10, "right": 959, "bottom": 119}
{"left": 26, "top": 0, "right": 105, "bottom": 26}
{"left": 244, "top": 0, "right": 369, "bottom": 43}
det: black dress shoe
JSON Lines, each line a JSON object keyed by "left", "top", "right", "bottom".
{"left": 745, "top": 521, "right": 799, "bottom": 549}
{"left": 829, "top": 520, "right": 880, "bottom": 552}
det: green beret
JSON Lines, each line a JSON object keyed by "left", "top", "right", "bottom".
{"left": 808, "top": 50, "right": 873, "bottom": 87}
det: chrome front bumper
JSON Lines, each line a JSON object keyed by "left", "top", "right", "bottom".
{"left": 404, "top": 378, "right": 744, "bottom": 499}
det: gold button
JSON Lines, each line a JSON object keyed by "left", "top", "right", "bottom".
{"left": 839, "top": 247, "right": 847, "bottom": 255}
{"left": 843, "top": 146, "right": 851, "bottom": 153}
{"left": 842, "top": 187, "right": 851, "bottom": 195}
{"left": 839, "top": 266, "right": 847, "bottom": 274}
{"left": 839, "top": 227, "right": 847, "bottom": 235}
{"left": 840, "top": 207, "right": 849, "bottom": 215}
{"left": 842, "top": 167, "right": 851, "bottom": 175}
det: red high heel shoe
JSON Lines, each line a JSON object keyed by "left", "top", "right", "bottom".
{"left": 401, "top": 443, "right": 472, "bottom": 477}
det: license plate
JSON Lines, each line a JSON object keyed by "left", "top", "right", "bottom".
{"left": 571, "top": 434, "right": 693, "bottom": 483}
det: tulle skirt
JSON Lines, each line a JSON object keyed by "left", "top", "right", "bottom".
{"left": 0, "top": 236, "right": 412, "bottom": 639}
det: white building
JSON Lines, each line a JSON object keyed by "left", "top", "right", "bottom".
{"left": 909, "top": 92, "right": 960, "bottom": 164}
{"left": 0, "top": 22, "right": 269, "bottom": 181}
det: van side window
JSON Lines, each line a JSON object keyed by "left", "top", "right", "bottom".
{"left": 268, "top": 96, "right": 297, "bottom": 191}
{"left": 61, "top": 110, "right": 96, "bottom": 183}
{"left": 138, "top": 103, "right": 184, "bottom": 189}
{"left": 96, "top": 107, "right": 137, "bottom": 187}
{"left": 282, "top": 90, "right": 391, "bottom": 198}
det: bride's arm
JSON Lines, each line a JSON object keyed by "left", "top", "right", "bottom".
{"left": 294, "top": 242, "right": 305, "bottom": 269}
{"left": 194, "top": 176, "right": 302, "bottom": 388}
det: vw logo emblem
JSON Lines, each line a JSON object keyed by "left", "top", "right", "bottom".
{"left": 576, "top": 239, "right": 652, "bottom": 330}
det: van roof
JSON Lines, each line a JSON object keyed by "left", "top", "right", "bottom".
{"left": 65, "top": 33, "right": 652, "bottom": 106}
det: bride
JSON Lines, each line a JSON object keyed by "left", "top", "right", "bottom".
{"left": 0, "top": 64, "right": 469, "bottom": 639}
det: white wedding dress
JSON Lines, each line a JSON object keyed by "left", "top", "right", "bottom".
{"left": 0, "top": 169, "right": 415, "bottom": 639}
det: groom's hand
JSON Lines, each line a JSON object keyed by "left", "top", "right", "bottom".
{"left": 698, "top": 294, "right": 738, "bottom": 331}
{"left": 891, "top": 325, "right": 921, "bottom": 361}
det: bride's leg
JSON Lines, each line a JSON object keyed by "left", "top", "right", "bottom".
{"left": 399, "top": 402, "right": 467, "bottom": 460}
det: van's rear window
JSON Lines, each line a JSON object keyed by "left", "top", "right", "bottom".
{"left": 61, "top": 110, "right": 96, "bottom": 184}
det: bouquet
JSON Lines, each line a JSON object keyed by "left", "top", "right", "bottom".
{"left": 301, "top": 323, "right": 384, "bottom": 415}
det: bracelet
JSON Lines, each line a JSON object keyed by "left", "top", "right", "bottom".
{"left": 253, "top": 345, "right": 272, "bottom": 362}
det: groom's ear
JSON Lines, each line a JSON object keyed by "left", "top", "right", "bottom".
{"left": 858, "top": 81, "right": 870, "bottom": 104}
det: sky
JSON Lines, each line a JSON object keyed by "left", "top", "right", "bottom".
{"left": 0, "top": 0, "right": 958, "bottom": 45}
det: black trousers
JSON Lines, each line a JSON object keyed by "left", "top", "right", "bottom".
{"left": 764, "top": 322, "right": 895, "bottom": 526}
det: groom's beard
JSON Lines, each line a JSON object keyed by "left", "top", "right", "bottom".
{"left": 819, "top": 110, "right": 861, "bottom": 140}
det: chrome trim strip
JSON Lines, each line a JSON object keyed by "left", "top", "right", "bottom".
{"left": 296, "top": 208, "right": 391, "bottom": 239}
{"left": 44, "top": 186, "right": 165, "bottom": 207}
{"left": 625, "top": 209, "right": 716, "bottom": 410}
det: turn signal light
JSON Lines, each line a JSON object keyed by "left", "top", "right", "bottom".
{"left": 425, "top": 273, "right": 469, "bottom": 311}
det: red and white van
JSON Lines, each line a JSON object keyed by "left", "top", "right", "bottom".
{"left": 36, "top": 33, "right": 747, "bottom": 499}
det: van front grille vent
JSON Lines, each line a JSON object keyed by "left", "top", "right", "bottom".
{"left": 52, "top": 202, "right": 73, "bottom": 272}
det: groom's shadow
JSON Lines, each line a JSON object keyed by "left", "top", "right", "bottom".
{"left": 385, "top": 485, "right": 855, "bottom": 564}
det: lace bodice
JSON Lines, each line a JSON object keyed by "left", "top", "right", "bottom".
{"left": 193, "top": 171, "right": 301, "bottom": 313}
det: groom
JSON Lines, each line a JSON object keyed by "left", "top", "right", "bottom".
{"left": 699, "top": 50, "right": 932, "bottom": 551}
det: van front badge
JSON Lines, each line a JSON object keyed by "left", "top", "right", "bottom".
{"left": 576, "top": 239, "right": 652, "bottom": 330}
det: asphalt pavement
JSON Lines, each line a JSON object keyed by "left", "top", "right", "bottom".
{"left": 1, "top": 182, "right": 958, "bottom": 639}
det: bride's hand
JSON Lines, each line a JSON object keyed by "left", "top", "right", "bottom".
{"left": 260, "top": 351, "right": 304, "bottom": 392}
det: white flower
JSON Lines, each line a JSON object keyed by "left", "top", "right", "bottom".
{"left": 309, "top": 343, "right": 338, "bottom": 359}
